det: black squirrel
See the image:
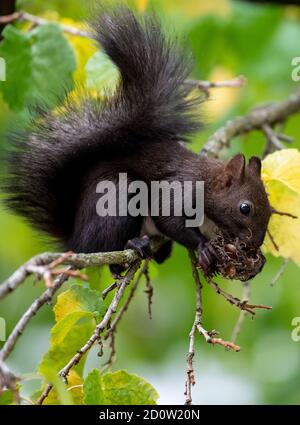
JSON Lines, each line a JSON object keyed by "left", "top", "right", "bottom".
{"left": 2, "top": 6, "right": 271, "bottom": 274}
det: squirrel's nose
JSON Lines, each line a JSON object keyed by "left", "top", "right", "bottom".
{"left": 255, "top": 229, "right": 266, "bottom": 247}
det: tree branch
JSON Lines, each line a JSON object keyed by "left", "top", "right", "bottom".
{"left": 201, "top": 91, "right": 300, "bottom": 157}
{"left": 185, "top": 75, "right": 246, "bottom": 90}
{"left": 0, "top": 359, "right": 19, "bottom": 395}
{"left": 184, "top": 75, "right": 246, "bottom": 97}
{"left": 0, "top": 245, "right": 154, "bottom": 300}
{"left": 185, "top": 250, "right": 240, "bottom": 405}
{"left": 185, "top": 250, "right": 203, "bottom": 405}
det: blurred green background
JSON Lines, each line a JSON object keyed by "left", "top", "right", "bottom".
{"left": 0, "top": 0, "right": 300, "bottom": 404}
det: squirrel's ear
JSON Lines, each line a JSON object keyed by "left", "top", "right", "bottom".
{"left": 225, "top": 154, "right": 245, "bottom": 178}
{"left": 248, "top": 156, "right": 261, "bottom": 177}
{"left": 214, "top": 154, "right": 245, "bottom": 191}
{"left": 224, "top": 153, "right": 245, "bottom": 181}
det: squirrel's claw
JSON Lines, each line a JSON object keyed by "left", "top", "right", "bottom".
{"left": 125, "top": 235, "right": 152, "bottom": 259}
{"left": 198, "top": 243, "right": 216, "bottom": 273}
{"left": 198, "top": 249, "right": 211, "bottom": 272}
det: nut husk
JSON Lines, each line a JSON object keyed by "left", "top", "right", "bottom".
{"left": 204, "top": 234, "right": 266, "bottom": 281}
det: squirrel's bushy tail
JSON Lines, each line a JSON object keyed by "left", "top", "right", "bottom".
{"left": 92, "top": 6, "right": 201, "bottom": 145}
{"left": 2, "top": 6, "right": 201, "bottom": 243}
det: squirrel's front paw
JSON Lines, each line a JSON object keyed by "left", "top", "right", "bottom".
{"left": 198, "top": 243, "right": 215, "bottom": 273}
{"left": 125, "top": 235, "right": 152, "bottom": 259}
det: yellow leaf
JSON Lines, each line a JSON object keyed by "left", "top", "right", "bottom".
{"left": 53, "top": 285, "right": 104, "bottom": 323}
{"left": 262, "top": 148, "right": 300, "bottom": 194}
{"left": 53, "top": 290, "right": 82, "bottom": 322}
{"left": 60, "top": 18, "right": 97, "bottom": 84}
{"left": 262, "top": 149, "right": 300, "bottom": 265}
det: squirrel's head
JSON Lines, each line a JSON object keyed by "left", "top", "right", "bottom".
{"left": 208, "top": 154, "right": 271, "bottom": 248}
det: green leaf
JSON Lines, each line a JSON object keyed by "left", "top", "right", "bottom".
{"left": 0, "top": 23, "right": 76, "bottom": 110}
{"left": 28, "top": 24, "right": 76, "bottom": 106}
{"left": 0, "top": 26, "right": 32, "bottom": 110}
{"left": 83, "top": 369, "right": 105, "bottom": 405}
{"left": 103, "top": 370, "right": 159, "bottom": 405}
{"left": 54, "top": 284, "right": 105, "bottom": 322}
{"left": 86, "top": 51, "right": 119, "bottom": 94}
{"left": 83, "top": 369, "right": 159, "bottom": 405}
{"left": 0, "top": 389, "right": 14, "bottom": 405}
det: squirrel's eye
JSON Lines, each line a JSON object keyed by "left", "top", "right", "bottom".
{"left": 240, "top": 202, "right": 251, "bottom": 215}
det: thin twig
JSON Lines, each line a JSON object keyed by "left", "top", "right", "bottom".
{"left": 185, "top": 75, "right": 246, "bottom": 97}
{"left": 0, "top": 270, "right": 71, "bottom": 362}
{"left": 103, "top": 262, "right": 151, "bottom": 369}
{"left": 196, "top": 324, "right": 240, "bottom": 352}
{"left": 102, "top": 281, "right": 118, "bottom": 299}
{"left": 185, "top": 250, "right": 202, "bottom": 405}
{"left": 25, "top": 252, "right": 88, "bottom": 288}
{"left": 36, "top": 383, "right": 53, "bottom": 405}
{"left": 262, "top": 123, "right": 285, "bottom": 152}
{"left": 144, "top": 262, "right": 153, "bottom": 320}
{"left": 104, "top": 333, "right": 116, "bottom": 370}
{"left": 270, "top": 259, "right": 289, "bottom": 287}
{"left": 104, "top": 260, "right": 150, "bottom": 341}
{"left": 231, "top": 281, "right": 251, "bottom": 343}
{"left": 206, "top": 278, "right": 272, "bottom": 315}
{"left": 0, "top": 11, "right": 93, "bottom": 38}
